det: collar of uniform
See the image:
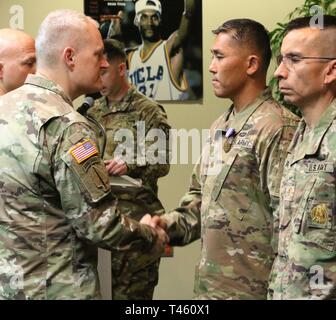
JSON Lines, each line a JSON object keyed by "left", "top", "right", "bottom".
{"left": 92, "top": 96, "right": 110, "bottom": 115}
{"left": 291, "top": 99, "right": 336, "bottom": 164}
{"left": 217, "top": 87, "right": 271, "bottom": 135}
{"left": 25, "top": 74, "right": 73, "bottom": 106}
{"left": 104, "top": 85, "right": 136, "bottom": 115}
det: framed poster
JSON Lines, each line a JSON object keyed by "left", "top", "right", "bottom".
{"left": 84, "top": 0, "right": 203, "bottom": 102}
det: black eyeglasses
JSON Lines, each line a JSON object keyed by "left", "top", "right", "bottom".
{"left": 277, "top": 54, "right": 336, "bottom": 70}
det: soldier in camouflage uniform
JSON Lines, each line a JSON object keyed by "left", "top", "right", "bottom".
{"left": 147, "top": 19, "right": 299, "bottom": 299}
{"left": 87, "top": 39, "right": 170, "bottom": 300}
{"left": 268, "top": 16, "right": 336, "bottom": 300}
{"left": 0, "top": 10, "right": 167, "bottom": 300}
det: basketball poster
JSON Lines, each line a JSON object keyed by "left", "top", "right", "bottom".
{"left": 84, "top": 0, "right": 203, "bottom": 102}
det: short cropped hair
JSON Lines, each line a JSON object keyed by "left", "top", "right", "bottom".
{"left": 285, "top": 15, "right": 336, "bottom": 35}
{"left": 36, "top": 9, "right": 98, "bottom": 67}
{"left": 213, "top": 18, "right": 272, "bottom": 73}
{"left": 104, "top": 39, "right": 126, "bottom": 63}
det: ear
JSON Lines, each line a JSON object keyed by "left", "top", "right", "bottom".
{"left": 62, "top": 47, "right": 76, "bottom": 71}
{"left": 246, "top": 55, "right": 260, "bottom": 76}
{"left": 118, "top": 62, "right": 127, "bottom": 77}
{"left": 324, "top": 60, "right": 336, "bottom": 85}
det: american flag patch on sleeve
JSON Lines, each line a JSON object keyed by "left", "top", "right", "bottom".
{"left": 70, "top": 139, "right": 99, "bottom": 164}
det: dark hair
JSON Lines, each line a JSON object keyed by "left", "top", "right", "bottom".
{"left": 213, "top": 18, "right": 271, "bottom": 73}
{"left": 285, "top": 15, "right": 336, "bottom": 35}
{"left": 103, "top": 39, "right": 126, "bottom": 63}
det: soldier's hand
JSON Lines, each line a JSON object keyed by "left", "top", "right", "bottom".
{"left": 151, "top": 225, "right": 169, "bottom": 255}
{"left": 104, "top": 157, "right": 128, "bottom": 176}
{"left": 140, "top": 214, "right": 168, "bottom": 231}
{"left": 140, "top": 214, "right": 169, "bottom": 254}
{"left": 139, "top": 213, "right": 152, "bottom": 225}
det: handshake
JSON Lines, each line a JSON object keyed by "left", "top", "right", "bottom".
{"left": 140, "top": 214, "right": 169, "bottom": 255}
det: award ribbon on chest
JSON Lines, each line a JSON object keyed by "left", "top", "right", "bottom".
{"left": 223, "top": 127, "right": 236, "bottom": 153}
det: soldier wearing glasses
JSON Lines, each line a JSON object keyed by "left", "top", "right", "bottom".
{"left": 268, "top": 15, "right": 336, "bottom": 300}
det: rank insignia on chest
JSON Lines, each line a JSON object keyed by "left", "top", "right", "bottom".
{"left": 311, "top": 204, "right": 328, "bottom": 225}
{"left": 223, "top": 127, "right": 236, "bottom": 153}
{"left": 70, "top": 139, "right": 99, "bottom": 164}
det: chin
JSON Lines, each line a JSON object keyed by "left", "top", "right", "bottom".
{"left": 85, "top": 86, "right": 102, "bottom": 95}
{"left": 143, "top": 34, "right": 160, "bottom": 42}
{"left": 213, "top": 90, "right": 228, "bottom": 99}
{"left": 282, "top": 95, "right": 296, "bottom": 104}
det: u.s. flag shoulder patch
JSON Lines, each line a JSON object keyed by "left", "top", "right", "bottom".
{"left": 70, "top": 139, "right": 99, "bottom": 164}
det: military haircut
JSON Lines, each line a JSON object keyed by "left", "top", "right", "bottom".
{"left": 284, "top": 15, "right": 336, "bottom": 59}
{"left": 213, "top": 18, "right": 272, "bottom": 73}
{"left": 36, "top": 9, "right": 98, "bottom": 67}
{"left": 285, "top": 15, "right": 336, "bottom": 35}
{"left": 104, "top": 39, "right": 127, "bottom": 63}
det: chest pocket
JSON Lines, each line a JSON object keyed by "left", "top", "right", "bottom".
{"left": 103, "top": 113, "right": 138, "bottom": 130}
{"left": 294, "top": 170, "right": 336, "bottom": 251}
{"left": 103, "top": 114, "right": 139, "bottom": 158}
{"left": 104, "top": 114, "right": 138, "bottom": 133}
{"left": 279, "top": 180, "right": 295, "bottom": 229}
{"left": 211, "top": 149, "right": 254, "bottom": 221}
{"left": 279, "top": 155, "right": 299, "bottom": 229}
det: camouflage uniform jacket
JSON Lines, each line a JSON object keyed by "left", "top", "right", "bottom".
{"left": 87, "top": 85, "right": 170, "bottom": 220}
{"left": 163, "top": 89, "right": 299, "bottom": 299}
{"left": 269, "top": 99, "right": 336, "bottom": 300}
{"left": 0, "top": 75, "right": 159, "bottom": 300}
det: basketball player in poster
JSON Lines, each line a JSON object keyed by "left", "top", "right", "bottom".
{"left": 107, "top": 0, "right": 198, "bottom": 101}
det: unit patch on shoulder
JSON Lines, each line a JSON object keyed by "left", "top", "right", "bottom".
{"left": 70, "top": 139, "right": 99, "bottom": 164}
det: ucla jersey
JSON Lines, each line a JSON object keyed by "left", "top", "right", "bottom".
{"left": 128, "top": 40, "right": 188, "bottom": 100}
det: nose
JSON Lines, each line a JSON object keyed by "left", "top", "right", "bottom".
{"left": 101, "top": 56, "right": 109, "bottom": 69}
{"left": 209, "top": 58, "right": 216, "bottom": 74}
{"left": 31, "top": 64, "right": 37, "bottom": 74}
{"left": 274, "top": 61, "right": 287, "bottom": 80}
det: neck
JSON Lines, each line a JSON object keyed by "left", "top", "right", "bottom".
{"left": 232, "top": 79, "right": 266, "bottom": 113}
{"left": 0, "top": 85, "right": 6, "bottom": 96}
{"left": 107, "top": 80, "right": 130, "bottom": 103}
{"left": 37, "top": 67, "right": 75, "bottom": 101}
{"left": 142, "top": 38, "right": 161, "bottom": 53}
{"left": 300, "top": 93, "right": 335, "bottom": 129}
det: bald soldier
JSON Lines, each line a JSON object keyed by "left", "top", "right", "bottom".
{"left": 0, "top": 28, "right": 36, "bottom": 95}
{"left": 268, "top": 15, "right": 336, "bottom": 300}
{"left": 0, "top": 10, "right": 167, "bottom": 300}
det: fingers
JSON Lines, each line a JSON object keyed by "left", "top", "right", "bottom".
{"left": 140, "top": 213, "right": 152, "bottom": 225}
{"left": 104, "top": 159, "right": 115, "bottom": 175}
{"left": 155, "top": 225, "right": 170, "bottom": 245}
{"left": 104, "top": 158, "right": 127, "bottom": 176}
{"left": 140, "top": 214, "right": 169, "bottom": 241}
{"left": 112, "top": 162, "right": 127, "bottom": 176}
{"left": 150, "top": 216, "right": 167, "bottom": 230}
{"left": 140, "top": 214, "right": 167, "bottom": 230}
{"left": 140, "top": 214, "right": 170, "bottom": 256}
{"left": 150, "top": 225, "right": 169, "bottom": 256}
